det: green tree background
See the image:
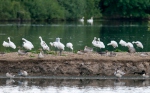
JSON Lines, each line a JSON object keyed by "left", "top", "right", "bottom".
{"left": 0, "top": 0, "right": 149, "bottom": 21}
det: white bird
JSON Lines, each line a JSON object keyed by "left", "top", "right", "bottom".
{"left": 22, "top": 38, "right": 34, "bottom": 49}
{"left": 56, "top": 38, "right": 65, "bottom": 55}
{"left": 6, "top": 72, "right": 15, "bottom": 78}
{"left": 92, "top": 37, "right": 97, "bottom": 47}
{"left": 97, "top": 38, "right": 105, "bottom": 48}
{"left": 39, "top": 36, "right": 50, "bottom": 51}
{"left": 79, "top": 17, "right": 84, "bottom": 22}
{"left": 66, "top": 42, "right": 73, "bottom": 51}
{"left": 114, "top": 69, "right": 125, "bottom": 78}
{"left": 22, "top": 42, "right": 32, "bottom": 50}
{"left": 18, "top": 70, "right": 28, "bottom": 77}
{"left": 8, "top": 37, "right": 16, "bottom": 49}
{"left": 2, "top": 41, "right": 9, "bottom": 47}
{"left": 107, "top": 40, "right": 118, "bottom": 48}
{"left": 87, "top": 17, "right": 93, "bottom": 24}
{"left": 132, "top": 41, "right": 143, "bottom": 49}
{"left": 125, "top": 42, "right": 134, "bottom": 48}
{"left": 119, "top": 40, "right": 127, "bottom": 46}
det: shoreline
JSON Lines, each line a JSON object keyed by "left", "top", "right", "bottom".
{"left": 0, "top": 51, "right": 150, "bottom": 77}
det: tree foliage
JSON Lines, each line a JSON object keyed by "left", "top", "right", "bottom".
{"left": 100, "top": 0, "right": 150, "bottom": 19}
{"left": 0, "top": 0, "right": 149, "bottom": 21}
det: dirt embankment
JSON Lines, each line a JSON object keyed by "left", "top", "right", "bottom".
{"left": 0, "top": 52, "right": 150, "bottom": 76}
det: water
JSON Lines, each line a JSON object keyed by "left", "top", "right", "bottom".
{"left": 0, "top": 78, "right": 150, "bottom": 93}
{"left": 0, "top": 20, "right": 150, "bottom": 52}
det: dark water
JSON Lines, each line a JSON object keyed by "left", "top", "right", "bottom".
{"left": 0, "top": 20, "right": 150, "bottom": 52}
{"left": 1, "top": 78, "right": 150, "bottom": 93}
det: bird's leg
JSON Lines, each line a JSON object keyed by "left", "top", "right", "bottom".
{"left": 59, "top": 49, "right": 63, "bottom": 56}
{"left": 55, "top": 48, "right": 58, "bottom": 55}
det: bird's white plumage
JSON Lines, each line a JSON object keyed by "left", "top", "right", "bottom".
{"left": 125, "top": 42, "right": 134, "bottom": 48}
{"left": 132, "top": 41, "right": 143, "bottom": 49}
{"left": 3, "top": 41, "right": 9, "bottom": 47}
{"left": 107, "top": 40, "right": 118, "bottom": 48}
{"left": 39, "top": 36, "right": 50, "bottom": 51}
{"left": 57, "top": 38, "right": 65, "bottom": 50}
{"left": 79, "top": 17, "right": 84, "bottom": 22}
{"left": 22, "top": 38, "right": 34, "bottom": 50}
{"left": 8, "top": 37, "right": 16, "bottom": 49}
{"left": 66, "top": 42, "right": 73, "bottom": 50}
{"left": 87, "top": 17, "right": 93, "bottom": 24}
{"left": 119, "top": 40, "right": 127, "bottom": 46}
{"left": 97, "top": 38, "right": 105, "bottom": 48}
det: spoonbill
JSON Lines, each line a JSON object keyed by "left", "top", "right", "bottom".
{"left": 107, "top": 40, "right": 118, "bottom": 48}
{"left": 125, "top": 42, "right": 134, "bottom": 48}
{"left": 66, "top": 42, "right": 73, "bottom": 51}
{"left": 97, "top": 38, "right": 105, "bottom": 48}
{"left": 119, "top": 40, "right": 127, "bottom": 47}
{"left": 92, "top": 37, "right": 97, "bottom": 47}
{"left": 87, "top": 17, "right": 93, "bottom": 25}
{"left": 39, "top": 36, "right": 50, "bottom": 51}
{"left": 79, "top": 17, "right": 84, "bottom": 23}
{"left": 8, "top": 37, "right": 16, "bottom": 49}
{"left": 132, "top": 41, "right": 143, "bottom": 49}
{"left": 22, "top": 38, "right": 34, "bottom": 50}
{"left": 56, "top": 37, "right": 65, "bottom": 56}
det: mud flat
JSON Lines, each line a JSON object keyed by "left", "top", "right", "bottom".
{"left": 0, "top": 52, "right": 150, "bottom": 77}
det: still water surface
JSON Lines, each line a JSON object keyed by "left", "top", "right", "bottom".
{"left": 0, "top": 78, "right": 150, "bottom": 93}
{"left": 0, "top": 20, "right": 150, "bottom": 52}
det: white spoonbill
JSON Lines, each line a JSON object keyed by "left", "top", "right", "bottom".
{"left": 56, "top": 37, "right": 65, "bottom": 55}
{"left": 125, "top": 42, "right": 134, "bottom": 48}
{"left": 97, "top": 38, "right": 105, "bottom": 48}
{"left": 87, "top": 17, "right": 93, "bottom": 24}
{"left": 132, "top": 41, "right": 143, "bottom": 49}
{"left": 66, "top": 42, "right": 73, "bottom": 51}
{"left": 107, "top": 40, "right": 118, "bottom": 48}
{"left": 39, "top": 36, "right": 50, "bottom": 51}
{"left": 8, "top": 37, "right": 16, "bottom": 49}
{"left": 2, "top": 41, "right": 9, "bottom": 48}
{"left": 119, "top": 39, "right": 127, "bottom": 46}
{"left": 92, "top": 37, "right": 97, "bottom": 47}
{"left": 22, "top": 42, "right": 32, "bottom": 50}
{"left": 79, "top": 17, "right": 84, "bottom": 23}
{"left": 22, "top": 38, "right": 34, "bottom": 49}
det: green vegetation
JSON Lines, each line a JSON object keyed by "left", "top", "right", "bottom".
{"left": 0, "top": 0, "right": 149, "bottom": 21}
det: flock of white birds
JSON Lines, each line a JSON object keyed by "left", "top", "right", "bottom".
{"left": 2, "top": 36, "right": 143, "bottom": 55}
{"left": 2, "top": 36, "right": 73, "bottom": 57}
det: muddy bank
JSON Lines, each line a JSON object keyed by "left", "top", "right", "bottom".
{"left": 0, "top": 52, "right": 150, "bottom": 76}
